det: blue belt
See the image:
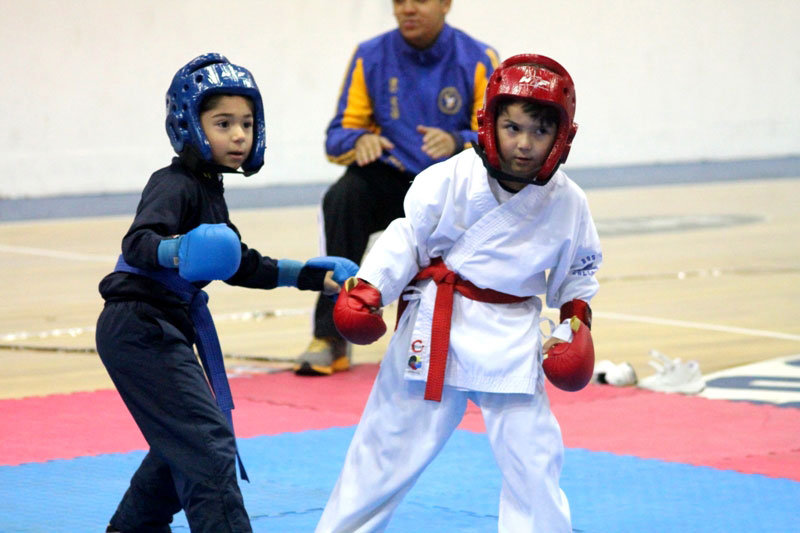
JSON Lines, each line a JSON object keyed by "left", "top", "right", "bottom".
{"left": 114, "top": 255, "right": 248, "bottom": 481}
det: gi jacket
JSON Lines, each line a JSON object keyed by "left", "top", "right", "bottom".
{"left": 359, "top": 149, "right": 602, "bottom": 394}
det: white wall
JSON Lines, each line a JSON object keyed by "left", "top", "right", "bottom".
{"left": 1, "top": 0, "right": 798, "bottom": 198}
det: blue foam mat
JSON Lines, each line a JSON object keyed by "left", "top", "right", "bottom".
{"left": 1, "top": 427, "right": 798, "bottom": 532}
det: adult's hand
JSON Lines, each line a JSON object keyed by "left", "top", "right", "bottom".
{"left": 417, "top": 125, "right": 457, "bottom": 159}
{"left": 354, "top": 133, "right": 395, "bottom": 166}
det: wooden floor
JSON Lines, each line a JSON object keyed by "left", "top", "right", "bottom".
{"left": 1, "top": 177, "right": 799, "bottom": 400}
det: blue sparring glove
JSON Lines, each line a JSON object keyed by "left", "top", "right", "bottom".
{"left": 304, "top": 256, "right": 359, "bottom": 285}
{"left": 276, "top": 256, "right": 359, "bottom": 297}
{"left": 157, "top": 223, "right": 241, "bottom": 282}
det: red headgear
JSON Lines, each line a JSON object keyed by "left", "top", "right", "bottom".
{"left": 477, "top": 54, "right": 578, "bottom": 182}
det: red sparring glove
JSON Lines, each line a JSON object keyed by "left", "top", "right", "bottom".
{"left": 559, "top": 298, "right": 592, "bottom": 329}
{"left": 333, "top": 277, "right": 387, "bottom": 345}
{"left": 543, "top": 300, "right": 595, "bottom": 391}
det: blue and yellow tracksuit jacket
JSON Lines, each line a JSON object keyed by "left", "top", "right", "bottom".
{"left": 325, "top": 24, "right": 499, "bottom": 176}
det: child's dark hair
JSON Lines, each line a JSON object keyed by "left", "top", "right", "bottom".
{"left": 199, "top": 93, "right": 254, "bottom": 115}
{"left": 495, "top": 97, "right": 560, "bottom": 127}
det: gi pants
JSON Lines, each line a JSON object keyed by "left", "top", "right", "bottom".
{"left": 313, "top": 161, "right": 414, "bottom": 339}
{"left": 316, "top": 312, "right": 572, "bottom": 533}
{"left": 96, "top": 300, "right": 251, "bottom": 533}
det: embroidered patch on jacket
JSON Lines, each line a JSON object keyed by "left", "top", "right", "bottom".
{"left": 570, "top": 253, "right": 602, "bottom": 277}
{"left": 438, "top": 87, "right": 462, "bottom": 115}
{"left": 408, "top": 355, "right": 423, "bottom": 370}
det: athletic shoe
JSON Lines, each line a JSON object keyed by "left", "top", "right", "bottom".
{"left": 593, "top": 359, "right": 637, "bottom": 386}
{"left": 638, "top": 350, "right": 706, "bottom": 394}
{"left": 294, "top": 337, "right": 351, "bottom": 376}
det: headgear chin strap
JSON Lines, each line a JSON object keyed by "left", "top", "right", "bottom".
{"left": 472, "top": 144, "right": 552, "bottom": 188}
{"left": 178, "top": 146, "right": 249, "bottom": 179}
{"left": 477, "top": 54, "right": 577, "bottom": 183}
{"left": 166, "top": 53, "right": 266, "bottom": 176}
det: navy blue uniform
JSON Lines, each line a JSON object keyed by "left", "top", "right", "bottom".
{"left": 97, "top": 158, "right": 319, "bottom": 532}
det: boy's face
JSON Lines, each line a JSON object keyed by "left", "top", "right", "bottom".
{"left": 393, "top": 0, "right": 451, "bottom": 49}
{"left": 200, "top": 95, "right": 254, "bottom": 170}
{"left": 496, "top": 102, "right": 557, "bottom": 190}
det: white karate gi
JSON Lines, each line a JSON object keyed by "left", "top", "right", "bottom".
{"left": 317, "top": 149, "right": 602, "bottom": 533}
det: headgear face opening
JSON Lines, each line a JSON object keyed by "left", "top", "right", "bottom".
{"left": 165, "top": 53, "right": 266, "bottom": 175}
{"left": 477, "top": 54, "right": 577, "bottom": 182}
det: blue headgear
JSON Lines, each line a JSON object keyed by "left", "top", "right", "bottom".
{"left": 165, "top": 53, "right": 266, "bottom": 176}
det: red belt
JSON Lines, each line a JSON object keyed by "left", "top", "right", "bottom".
{"left": 398, "top": 258, "right": 528, "bottom": 402}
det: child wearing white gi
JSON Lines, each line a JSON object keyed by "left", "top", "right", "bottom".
{"left": 317, "top": 54, "right": 602, "bottom": 532}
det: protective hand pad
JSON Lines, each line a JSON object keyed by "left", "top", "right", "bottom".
{"left": 304, "top": 256, "right": 360, "bottom": 284}
{"left": 178, "top": 223, "right": 241, "bottom": 282}
{"left": 333, "top": 277, "right": 387, "bottom": 345}
{"left": 543, "top": 316, "right": 594, "bottom": 391}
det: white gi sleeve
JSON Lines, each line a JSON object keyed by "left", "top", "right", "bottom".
{"left": 545, "top": 186, "right": 603, "bottom": 307}
{"left": 357, "top": 162, "right": 452, "bottom": 305}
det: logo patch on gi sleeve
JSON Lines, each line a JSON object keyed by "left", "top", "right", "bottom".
{"left": 438, "top": 87, "right": 462, "bottom": 115}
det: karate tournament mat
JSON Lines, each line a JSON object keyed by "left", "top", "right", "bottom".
{"left": 2, "top": 359, "right": 799, "bottom": 532}
{"left": 2, "top": 162, "right": 799, "bottom": 531}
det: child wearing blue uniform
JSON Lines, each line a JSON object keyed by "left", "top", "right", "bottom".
{"left": 96, "top": 54, "right": 356, "bottom": 533}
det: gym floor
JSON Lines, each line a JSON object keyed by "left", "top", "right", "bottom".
{"left": 1, "top": 159, "right": 798, "bottom": 531}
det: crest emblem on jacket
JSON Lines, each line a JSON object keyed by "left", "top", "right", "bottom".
{"left": 438, "top": 87, "right": 462, "bottom": 115}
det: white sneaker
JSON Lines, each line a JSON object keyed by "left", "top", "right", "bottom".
{"left": 593, "top": 359, "right": 637, "bottom": 386}
{"left": 638, "top": 350, "right": 706, "bottom": 394}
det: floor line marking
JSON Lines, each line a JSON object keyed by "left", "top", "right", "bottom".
{"left": 0, "top": 307, "right": 313, "bottom": 342}
{"left": 0, "top": 243, "right": 116, "bottom": 263}
{"left": 3, "top": 309, "right": 798, "bottom": 347}
{"left": 4, "top": 241, "right": 799, "bottom": 283}
{"left": 597, "top": 311, "right": 800, "bottom": 342}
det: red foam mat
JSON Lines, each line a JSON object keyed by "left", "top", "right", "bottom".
{"left": 2, "top": 364, "right": 799, "bottom": 480}
{"left": 545, "top": 385, "right": 800, "bottom": 478}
